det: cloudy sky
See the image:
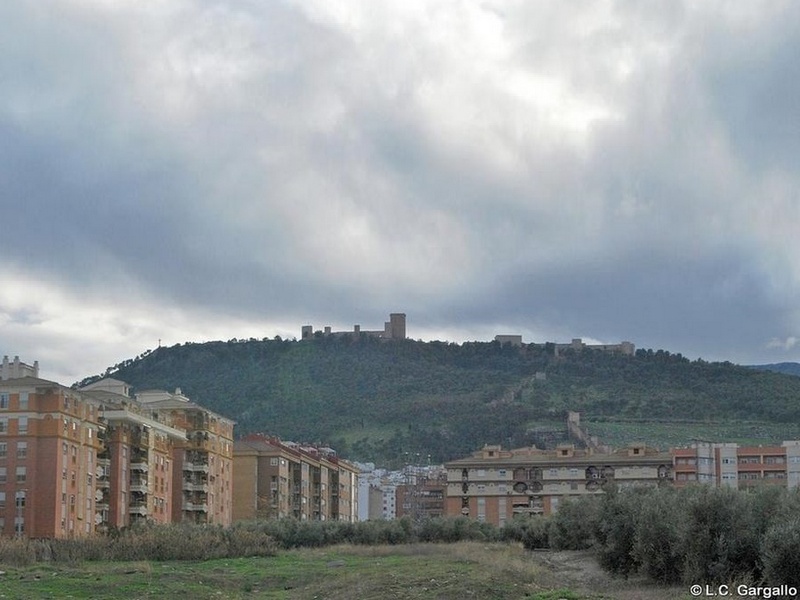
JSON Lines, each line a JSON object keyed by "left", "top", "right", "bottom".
{"left": 2, "top": 1, "right": 799, "bottom": 384}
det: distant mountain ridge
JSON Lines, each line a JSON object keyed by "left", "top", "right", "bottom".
{"left": 77, "top": 338, "right": 800, "bottom": 464}
{"left": 748, "top": 362, "right": 800, "bottom": 377}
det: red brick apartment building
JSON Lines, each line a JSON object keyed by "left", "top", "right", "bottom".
{"left": 395, "top": 469, "right": 447, "bottom": 521}
{"left": 0, "top": 359, "right": 233, "bottom": 538}
{"left": 672, "top": 441, "right": 800, "bottom": 489}
{"left": 233, "top": 435, "right": 359, "bottom": 522}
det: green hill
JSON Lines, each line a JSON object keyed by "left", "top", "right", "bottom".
{"left": 77, "top": 337, "right": 800, "bottom": 465}
{"left": 749, "top": 362, "right": 800, "bottom": 377}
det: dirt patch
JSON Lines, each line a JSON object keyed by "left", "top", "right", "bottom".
{"left": 528, "top": 549, "right": 688, "bottom": 599}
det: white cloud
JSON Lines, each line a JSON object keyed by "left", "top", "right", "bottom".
{"left": 2, "top": 0, "right": 800, "bottom": 372}
{"left": 767, "top": 337, "right": 798, "bottom": 352}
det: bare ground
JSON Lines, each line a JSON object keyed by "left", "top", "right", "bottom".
{"left": 529, "top": 549, "right": 692, "bottom": 600}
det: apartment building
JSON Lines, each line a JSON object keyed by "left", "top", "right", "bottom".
{"left": 1, "top": 356, "right": 39, "bottom": 381}
{"left": 672, "top": 442, "right": 800, "bottom": 489}
{"left": 0, "top": 375, "right": 105, "bottom": 537}
{"left": 132, "top": 388, "right": 235, "bottom": 526}
{"left": 445, "top": 443, "right": 672, "bottom": 525}
{"left": 0, "top": 364, "right": 234, "bottom": 538}
{"left": 395, "top": 473, "right": 447, "bottom": 521}
{"left": 233, "top": 435, "right": 358, "bottom": 522}
{"left": 81, "top": 379, "right": 187, "bottom": 529}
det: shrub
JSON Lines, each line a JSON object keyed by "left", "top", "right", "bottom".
{"left": 548, "top": 497, "right": 600, "bottom": 550}
{"left": 633, "top": 487, "right": 684, "bottom": 584}
{"left": 761, "top": 517, "right": 800, "bottom": 584}
{"left": 501, "top": 516, "right": 550, "bottom": 550}
{"left": 593, "top": 488, "right": 643, "bottom": 578}
{"left": 679, "top": 486, "right": 762, "bottom": 585}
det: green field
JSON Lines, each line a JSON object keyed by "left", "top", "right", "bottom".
{"left": 582, "top": 419, "right": 800, "bottom": 450}
{"left": 0, "top": 542, "right": 696, "bottom": 600}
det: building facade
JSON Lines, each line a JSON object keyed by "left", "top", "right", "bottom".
{"left": 395, "top": 470, "right": 447, "bottom": 521}
{"left": 672, "top": 442, "right": 800, "bottom": 489}
{"left": 133, "top": 389, "right": 235, "bottom": 526}
{"left": 445, "top": 443, "right": 672, "bottom": 525}
{"left": 233, "top": 435, "right": 358, "bottom": 522}
{"left": 81, "top": 379, "right": 188, "bottom": 529}
{"left": 0, "top": 366, "right": 234, "bottom": 538}
{"left": 1, "top": 356, "right": 39, "bottom": 381}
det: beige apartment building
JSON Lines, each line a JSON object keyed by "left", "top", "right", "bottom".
{"left": 233, "top": 435, "right": 358, "bottom": 522}
{"left": 445, "top": 443, "right": 672, "bottom": 525}
{"left": 0, "top": 361, "right": 234, "bottom": 538}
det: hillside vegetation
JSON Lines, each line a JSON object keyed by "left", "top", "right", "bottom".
{"left": 78, "top": 337, "right": 800, "bottom": 464}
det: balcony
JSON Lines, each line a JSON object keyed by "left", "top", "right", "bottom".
{"left": 97, "top": 457, "right": 111, "bottom": 468}
{"left": 96, "top": 477, "right": 110, "bottom": 489}
{"left": 182, "top": 481, "right": 210, "bottom": 493}
{"left": 129, "top": 479, "right": 148, "bottom": 494}
{"left": 512, "top": 505, "right": 544, "bottom": 515}
{"left": 132, "top": 431, "right": 150, "bottom": 447}
{"left": 130, "top": 460, "right": 149, "bottom": 472}
{"left": 182, "top": 501, "right": 209, "bottom": 512}
{"left": 183, "top": 461, "right": 209, "bottom": 473}
{"left": 129, "top": 503, "right": 148, "bottom": 516}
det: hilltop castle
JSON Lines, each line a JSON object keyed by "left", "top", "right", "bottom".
{"left": 301, "top": 312, "right": 406, "bottom": 341}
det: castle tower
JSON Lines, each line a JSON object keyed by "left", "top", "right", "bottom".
{"left": 388, "top": 313, "right": 406, "bottom": 340}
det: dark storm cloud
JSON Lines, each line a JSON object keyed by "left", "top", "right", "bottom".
{"left": 1, "top": 1, "right": 799, "bottom": 382}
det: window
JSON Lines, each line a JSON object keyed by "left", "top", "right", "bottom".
{"left": 16, "top": 466, "right": 26, "bottom": 483}
{"left": 0, "top": 442, "right": 6, "bottom": 459}
{"left": 16, "top": 442, "right": 26, "bottom": 459}
{"left": 270, "top": 458, "right": 278, "bottom": 466}
{"left": 0, "top": 393, "right": 8, "bottom": 409}
{"left": 19, "top": 392, "right": 28, "bottom": 410}
{"left": 15, "top": 491, "right": 25, "bottom": 508}
{"left": 0, "top": 418, "right": 6, "bottom": 434}
{"left": 18, "top": 417, "right": 27, "bottom": 434}
{"left": 0, "top": 491, "right": 5, "bottom": 508}
{"left": 0, "top": 467, "right": 5, "bottom": 484}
